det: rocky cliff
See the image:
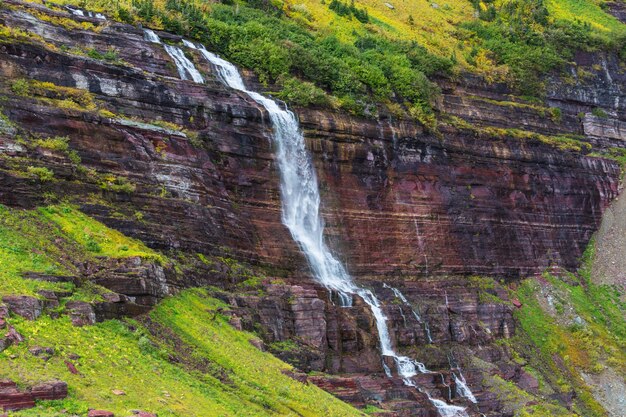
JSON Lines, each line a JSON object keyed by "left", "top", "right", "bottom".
{"left": 0, "top": 1, "right": 625, "bottom": 416}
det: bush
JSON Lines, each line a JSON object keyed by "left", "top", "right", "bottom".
{"left": 274, "top": 77, "right": 333, "bottom": 107}
{"left": 27, "top": 166, "right": 54, "bottom": 182}
{"left": 591, "top": 107, "right": 608, "bottom": 118}
{"left": 34, "top": 136, "right": 69, "bottom": 152}
{"left": 11, "top": 79, "right": 29, "bottom": 96}
{"left": 99, "top": 175, "right": 136, "bottom": 194}
{"left": 87, "top": 48, "right": 119, "bottom": 62}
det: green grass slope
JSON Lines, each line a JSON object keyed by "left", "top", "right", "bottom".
{"left": 0, "top": 205, "right": 363, "bottom": 416}
{"left": 499, "top": 243, "right": 626, "bottom": 417}
{"left": 4, "top": 289, "right": 362, "bottom": 417}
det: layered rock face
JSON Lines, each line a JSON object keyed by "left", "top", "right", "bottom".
{"left": 0, "top": 1, "right": 623, "bottom": 415}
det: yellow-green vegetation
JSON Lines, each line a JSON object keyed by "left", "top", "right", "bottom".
{"left": 0, "top": 205, "right": 73, "bottom": 297}
{"left": 483, "top": 374, "right": 576, "bottom": 416}
{"left": 46, "top": 0, "right": 625, "bottom": 120}
{"left": 10, "top": 78, "right": 97, "bottom": 112}
{"left": 0, "top": 204, "right": 166, "bottom": 298}
{"left": 29, "top": 8, "right": 101, "bottom": 32}
{"left": 31, "top": 136, "right": 82, "bottom": 164}
{"left": 26, "top": 166, "right": 55, "bottom": 182}
{"left": 546, "top": 0, "right": 626, "bottom": 43}
{"left": 38, "top": 205, "right": 162, "bottom": 262}
{"left": 444, "top": 115, "right": 590, "bottom": 151}
{"left": 506, "top": 242, "right": 626, "bottom": 416}
{"left": 0, "top": 23, "right": 57, "bottom": 51}
{"left": 7, "top": 78, "right": 117, "bottom": 119}
{"left": 3, "top": 289, "right": 363, "bottom": 417}
{"left": 97, "top": 173, "right": 137, "bottom": 194}
{"left": 467, "top": 95, "right": 562, "bottom": 122}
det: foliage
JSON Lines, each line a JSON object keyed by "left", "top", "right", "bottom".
{"left": 11, "top": 79, "right": 30, "bottom": 96}
{"left": 274, "top": 76, "right": 335, "bottom": 107}
{"left": 509, "top": 242, "right": 626, "bottom": 416}
{"left": 460, "top": 0, "right": 626, "bottom": 96}
{"left": 26, "top": 166, "right": 54, "bottom": 182}
{"left": 0, "top": 205, "right": 72, "bottom": 297}
{"left": 98, "top": 174, "right": 137, "bottom": 194}
{"left": 591, "top": 107, "right": 608, "bottom": 118}
{"left": 33, "top": 136, "right": 70, "bottom": 152}
{"left": 38, "top": 205, "right": 164, "bottom": 262}
{"left": 328, "top": 0, "right": 369, "bottom": 23}
{"left": 52, "top": 0, "right": 452, "bottom": 123}
{"left": 445, "top": 115, "right": 590, "bottom": 151}
{"left": 2, "top": 290, "right": 364, "bottom": 416}
{"left": 87, "top": 47, "right": 121, "bottom": 62}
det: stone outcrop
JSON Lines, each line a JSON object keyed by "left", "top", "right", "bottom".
{"left": 2, "top": 296, "right": 42, "bottom": 320}
{"left": 0, "top": 379, "right": 67, "bottom": 411}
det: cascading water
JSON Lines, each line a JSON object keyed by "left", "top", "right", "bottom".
{"left": 168, "top": 38, "right": 469, "bottom": 417}
{"left": 454, "top": 372, "right": 478, "bottom": 404}
{"left": 383, "top": 282, "right": 421, "bottom": 322}
{"left": 66, "top": 6, "right": 106, "bottom": 19}
{"left": 143, "top": 29, "right": 161, "bottom": 44}
{"left": 163, "top": 44, "right": 204, "bottom": 83}
{"left": 143, "top": 30, "right": 204, "bottom": 83}
{"left": 384, "top": 283, "right": 477, "bottom": 406}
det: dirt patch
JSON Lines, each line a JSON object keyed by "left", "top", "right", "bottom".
{"left": 592, "top": 191, "right": 626, "bottom": 299}
{"left": 580, "top": 367, "right": 626, "bottom": 417}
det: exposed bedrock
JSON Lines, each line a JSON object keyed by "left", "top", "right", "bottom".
{"left": 0, "top": 2, "right": 623, "bottom": 415}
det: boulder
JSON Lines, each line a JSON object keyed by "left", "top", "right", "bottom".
{"left": 88, "top": 410, "right": 115, "bottom": 417}
{"left": 2, "top": 296, "right": 42, "bottom": 320}
{"left": 65, "top": 301, "right": 96, "bottom": 326}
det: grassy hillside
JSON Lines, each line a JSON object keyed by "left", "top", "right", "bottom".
{"left": 0, "top": 205, "right": 363, "bottom": 416}
{"left": 5, "top": 289, "right": 363, "bottom": 417}
{"left": 0, "top": 204, "right": 160, "bottom": 298}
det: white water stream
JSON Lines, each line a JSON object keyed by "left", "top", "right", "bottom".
{"left": 143, "top": 30, "right": 204, "bottom": 83}
{"left": 146, "top": 34, "right": 470, "bottom": 417}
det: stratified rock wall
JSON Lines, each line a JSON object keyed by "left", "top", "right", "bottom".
{"left": 0, "top": 2, "right": 623, "bottom": 415}
{"left": 1, "top": 3, "right": 619, "bottom": 282}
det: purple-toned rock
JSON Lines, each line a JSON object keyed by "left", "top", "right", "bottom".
{"left": 88, "top": 410, "right": 115, "bottom": 417}
{"left": 2, "top": 296, "right": 42, "bottom": 320}
{"left": 517, "top": 370, "right": 539, "bottom": 392}
{"left": 65, "top": 301, "right": 96, "bottom": 326}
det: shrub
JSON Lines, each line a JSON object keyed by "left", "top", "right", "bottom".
{"left": 11, "top": 79, "right": 29, "bottom": 96}
{"left": 274, "top": 77, "right": 333, "bottom": 107}
{"left": 87, "top": 48, "right": 119, "bottom": 62}
{"left": 27, "top": 166, "right": 54, "bottom": 182}
{"left": 591, "top": 107, "right": 608, "bottom": 118}
{"left": 99, "top": 175, "right": 136, "bottom": 194}
{"left": 34, "top": 136, "right": 70, "bottom": 152}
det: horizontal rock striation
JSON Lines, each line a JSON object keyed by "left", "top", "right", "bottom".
{"left": 0, "top": 2, "right": 623, "bottom": 415}
{"left": 0, "top": 379, "right": 67, "bottom": 411}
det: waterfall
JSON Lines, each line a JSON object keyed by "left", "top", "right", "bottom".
{"left": 66, "top": 6, "right": 84, "bottom": 16}
{"left": 143, "top": 31, "right": 204, "bottom": 83}
{"left": 430, "top": 397, "right": 470, "bottom": 417}
{"left": 143, "top": 29, "right": 161, "bottom": 44}
{"left": 66, "top": 6, "right": 106, "bottom": 19}
{"left": 425, "top": 321, "right": 434, "bottom": 343}
{"left": 454, "top": 372, "right": 478, "bottom": 404}
{"left": 163, "top": 44, "right": 204, "bottom": 83}
{"left": 383, "top": 282, "right": 422, "bottom": 322}
{"left": 181, "top": 40, "right": 468, "bottom": 417}
{"left": 383, "top": 283, "right": 435, "bottom": 345}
